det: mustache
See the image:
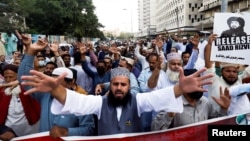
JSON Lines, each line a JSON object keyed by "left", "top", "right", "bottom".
{"left": 114, "top": 90, "right": 124, "bottom": 94}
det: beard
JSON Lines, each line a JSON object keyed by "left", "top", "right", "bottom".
{"left": 108, "top": 90, "right": 131, "bottom": 107}
{"left": 166, "top": 69, "right": 180, "bottom": 83}
{"left": 44, "top": 71, "right": 52, "bottom": 76}
{"left": 222, "top": 75, "right": 238, "bottom": 85}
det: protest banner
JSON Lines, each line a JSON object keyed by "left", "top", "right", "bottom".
{"left": 211, "top": 13, "right": 250, "bottom": 65}
{"left": 12, "top": 113, "right": 248, "bottom": 141}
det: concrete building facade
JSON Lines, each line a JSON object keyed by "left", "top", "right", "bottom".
{"left": 135, "top": 0, "right": 250, "bottom": 38}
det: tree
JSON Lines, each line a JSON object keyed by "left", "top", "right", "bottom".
{"left": 0, "top": 0, "right": 25, "bottom": 32}
{"left": 117, "top": 32, "right": 133, "bottom": 40}
{"left": 0, "top": 0, "right": 104, "bottom": 39}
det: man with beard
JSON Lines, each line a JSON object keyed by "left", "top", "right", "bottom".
{"left": 166, "top": 52, "right": 182, "bottom": 85}
{"left": 151, "top": 69, "right": 231, "bottom": 131}
{"left": 205, "top": 34, "right": 250, "bottom": 115}
{"left": 221, "top": 16, "right": 247, "bottom": 37}
{"left": 19, "top": 65, "right": 213, "bottom": 135}
{"left": 138, "top": 53, "right": 168, "bottom": 92}
{"left": 137, "top": 52, "right": 169, "bottom": 131}
{"left": 43, "top": 61, "right": 57, "bottom": 76}
{"left": 61, "top": 54, "right": 72, "bottom": 68}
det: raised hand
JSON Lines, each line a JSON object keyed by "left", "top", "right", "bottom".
{"left": 208, "top": 34, "right": 217, "bottom": 45}
{"left": 155, "top": 37, "right": 163, "bottom": 48}
{"left": 26, "top": 39, "right": 48, "bottom": 55}
{"left": 212, "top": 87, "right": 231, "bottom": 110}
{"left": 49, "top": 41, "right": 59, "bottom": 52}
{"left": 21, "top": 34, "right": 32, "bottom": 47}
{"left": 79, "top": 42, "right": 87, "bottom": 54}
{"left": 95, "top": 84, "right": 102, "bottom": 95}
{"left": 109, "top": 46, "right": 118, "bottom": 54}
{"left": 178, "top": 67, "right": 213, "bottom": 94}
{"left": 0, "top": 80, "right": 19, "bottom": 89}
{"left": 190, "top": 34, "right": 200, "bottom": 48}
{"left": 87, "top": 41, "right": 94, "bottom": 51}
{"left": 21, "top": 70, "right": 67, "bottom": 95}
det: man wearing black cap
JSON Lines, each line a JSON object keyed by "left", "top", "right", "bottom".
{"left": 221, "top": 16, "right": 247, "bottom": 37}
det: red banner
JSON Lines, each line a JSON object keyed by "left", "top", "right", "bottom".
{"left": 13, "top": 115, "right": 238, "bottom": 141}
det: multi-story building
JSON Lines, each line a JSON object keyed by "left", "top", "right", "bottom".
{"left": 135, "top": 0, "right": 250, "bottom": 38}
{"left": 155, "top": 0, "right": 203, "bottom": 35}
{"left": 136, "top": 0, "right": 203, "bottom": 37}
{"left": 197, "top": 0, "right": 250, "bottom": 31}
{"left": 136, "top": 0, "right": 157, "bottom": 38}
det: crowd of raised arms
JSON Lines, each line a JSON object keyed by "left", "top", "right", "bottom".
{"left": 0, "top": 30, "right": 250, "bottom": 140}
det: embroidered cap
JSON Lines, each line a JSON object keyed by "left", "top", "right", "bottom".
{"left": 167, "top": 52, "right": 181, "bottom": 61}
{"left": 111, "top": 67, "right": 130, "bottom": 80}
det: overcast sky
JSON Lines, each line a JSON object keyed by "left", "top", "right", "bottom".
{"left": 92, "top": 0, "right": 138, "bottom": 33}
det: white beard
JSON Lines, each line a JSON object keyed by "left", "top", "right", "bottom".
{"left": 166, "top": 69, "right": 180, "bottom": 83}
{"left": 4, "top": 85, "right": 21, "bottom": 96}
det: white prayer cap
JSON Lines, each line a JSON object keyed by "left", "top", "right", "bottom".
{"left": 124, "top": 57, "right": 135, "bottom": 66}
{"left": 111, "top": 67, "right": 130, "bottom": 80}
{"left": 52, "top": 67, "right": 73, "bottom": 79}
{"left": 220, "top": 62, "right": 239, "bottom": 69}
{"left": 183, "top": 36, "right": 187, "bottom": 40}
{"left": 167, "top": 52, "right": 181, "bottom": 61}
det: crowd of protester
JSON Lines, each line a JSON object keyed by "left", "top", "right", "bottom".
{"left": 0, "top": 30, "right": 250, "bottom": 140}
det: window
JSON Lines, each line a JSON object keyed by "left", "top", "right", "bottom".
{"left": 189, "top": 15, "right": 191, "bottom": 20}
{"left": 189, "top": 3, "right": 191, "bottom": 8}
{"left": 195, "top": 3, "right": 197, "bottom": 8}
{"left": 192, "top": 7, "right": 194, "bottom": 11}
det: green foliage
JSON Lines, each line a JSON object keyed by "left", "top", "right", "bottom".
{"left": 117, "top": 32, "right": 134, "bottom": 40}
{"left": 0, "top": 0, "right": 104, "bottom": 39}
{"left": 0, "top": 0, "right": 24, "bottom": 31}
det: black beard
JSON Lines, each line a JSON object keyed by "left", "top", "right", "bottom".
{"left": 108, "top": 90, "right": 131, "bottom": 107}
{"left": 187, "top": 92, "right": 203, "bottom": 100}
{"left": 222, "top": 75, "right": 238, "bottom": 85}
{"left": 44, "top": 71, "right": 52, "bottom": 76}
